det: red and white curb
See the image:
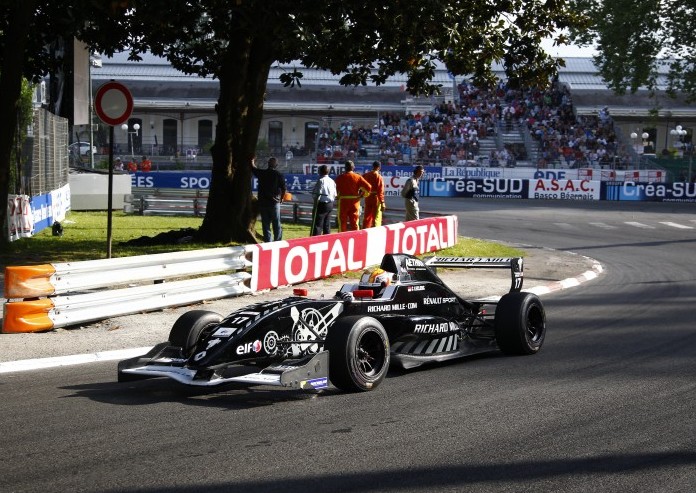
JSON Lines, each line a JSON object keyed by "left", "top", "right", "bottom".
{"left": 526, "top": 259, "right": 603, "bottom": 296}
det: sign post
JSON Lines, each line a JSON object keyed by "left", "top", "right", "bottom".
{"left": 94, "top": 81, "right": 133, "bottom": 258}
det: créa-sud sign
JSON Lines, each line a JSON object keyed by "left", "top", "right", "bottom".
{"left": 249, "top": 216, "right": 458, "bottom": 291}
{"left": 604, "top": 181, "right": 696, "bottom": 202}
{"left": 529, "top": 179, "right": 600, "bottom": 200}
{"left": 424, "top": 178, "right": 526, "bottom": 199}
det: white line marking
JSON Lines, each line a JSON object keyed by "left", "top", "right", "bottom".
{"left": 659, "top": 222, "right": 693, "bottom": 229}
{"left": 553, "top": 223, "right": 574, "bottom": 229}
{"left": 589, "top": 222, "right": 617, "bottom": 229}
{"left": 0, "top": 347, "right": 152, "bottom": 374}
{"left": 625, "top": 222, "right": 655, "bottom": 229}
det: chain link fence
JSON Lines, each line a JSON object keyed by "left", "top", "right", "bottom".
{"left": 25, "top": 108, "right": 70, "bottom": 197}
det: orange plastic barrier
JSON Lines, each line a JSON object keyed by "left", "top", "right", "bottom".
{"left": 4, "top": 264, "right": 56, "bottom": 299}
{"left": 2, "top": 298, "right": 55, "bottom": 333}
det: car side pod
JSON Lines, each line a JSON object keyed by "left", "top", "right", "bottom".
{"left": 118, "top": 350, "right": 330, "bottom": 391}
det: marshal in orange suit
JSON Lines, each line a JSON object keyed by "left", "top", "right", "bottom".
{"left": 334, "top": 160, "right": 372, "bottom": 232}
{"left": 362, "top": 160, "right": 385, "bottom": 229}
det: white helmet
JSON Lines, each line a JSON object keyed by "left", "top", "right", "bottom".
{"left": 359, "top": 268, "right": 394, "bottom": 289}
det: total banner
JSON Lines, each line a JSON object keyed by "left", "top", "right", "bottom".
{"left": 248, "top": 215, "right": 458, "bottom": 291}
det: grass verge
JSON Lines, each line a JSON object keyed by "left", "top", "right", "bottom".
{"left": 0, "top": 211, "right": 523, "bottom": 267}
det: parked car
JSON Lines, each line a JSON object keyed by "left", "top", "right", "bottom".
{"left": 68, "top": 142, "right": 97, "bottom": 155}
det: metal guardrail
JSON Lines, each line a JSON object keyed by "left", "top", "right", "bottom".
{"left": 3, "top": 246, "right": 253, "bottom": 333}
{"left": 125, "top": 189, "right": 407, "bottom": 224}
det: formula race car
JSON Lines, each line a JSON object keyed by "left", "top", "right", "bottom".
{"left": 118, "top": 253, "right": 546, "bottom": 392}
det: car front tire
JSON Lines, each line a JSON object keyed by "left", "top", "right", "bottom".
{"left": 325, "top": 316, "right": 390, "bottom": 392}
{"left": 168, "top": 310, "right": 222, "bottom": 357}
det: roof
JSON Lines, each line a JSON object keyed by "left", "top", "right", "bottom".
{"left": 91, "top": 52, "right": 696, "bottom": 117}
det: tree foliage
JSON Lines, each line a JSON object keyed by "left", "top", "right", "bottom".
{"left": 0, "top": 1, "right": 133, "bottom": 245}
{"left": 2, "top": 1, "right": 586, "bottom": 245}
{"left": 123, "top": 0, "right": 585, "bottom": 243}
{"left": 570, "top": 0, "right": 696, "bottom": 101}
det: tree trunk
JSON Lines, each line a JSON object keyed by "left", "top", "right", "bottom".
{"left": 195, "top": 33, "right": 273, "bottom": 244}
{"left": 0, "top": 0, "right": 35, "bottom": 246}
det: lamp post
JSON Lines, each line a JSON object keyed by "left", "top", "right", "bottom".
{"left": 670, "top": 125, "right": 692, "bottom": 182}
{"left": 121, "top": 122, "right": 140, "bottom": 161}
{"left": 630, "top": 131, "right": 649, "bottom": 167}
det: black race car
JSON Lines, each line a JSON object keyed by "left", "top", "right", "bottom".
{"left": 118, "top": 253, "right": 546, "bottom": 392}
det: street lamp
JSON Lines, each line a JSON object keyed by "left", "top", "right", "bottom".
{"left": 630, "top": 131, "right": 650, "bottom": 166}
{"left": 670, "top": 125, "right": 692, "bottom": 182}
{"left": 121, "top": 122, "right": 140, "bottom": 161}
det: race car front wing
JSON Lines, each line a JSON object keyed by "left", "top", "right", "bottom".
{"left": 118, "top": 346, "right": 329, "bottom": 390}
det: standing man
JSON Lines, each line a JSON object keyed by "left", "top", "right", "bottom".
{"left": 362, "top": 160, "right": 385, "bottom": 229}
{"left": 401, "top": 165, "right": 424, "bottom": 221}
{"left": 140, "top": 155, "right": 152, "bottom": 172}
{"left": 310, "top": 164, "right": 337, "bottom": 236}
{"left": 252, "top": 156, "right": 287, "bottom": 242}
{"left": 334, "top": 160, "right": 371, "bottom": 232}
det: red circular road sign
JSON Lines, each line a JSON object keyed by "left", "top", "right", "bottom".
{"left": 94, "top": 81, "right": 133, "bottom": 126}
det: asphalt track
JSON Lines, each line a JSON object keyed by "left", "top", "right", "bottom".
{"left": 1, "top": 198, "right": 695, "bottom": 493}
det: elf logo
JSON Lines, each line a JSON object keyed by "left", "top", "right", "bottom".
{"left": 236, "top": 340, "right": 263, "bottom": 355}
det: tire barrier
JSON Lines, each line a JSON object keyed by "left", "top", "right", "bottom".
{"left": 2, "top": 216, "right": 457, "bottom": 333}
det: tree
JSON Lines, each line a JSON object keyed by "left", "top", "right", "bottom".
{"left": 570, "top": 0, "right": 696, "bottom": 101}
{"left": 124, "top": 1, "right": 585, "bottom": 244}
{"left": 0, "top": 1, "right": 133, "bottom": 246}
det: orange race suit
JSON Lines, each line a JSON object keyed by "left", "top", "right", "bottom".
{"left": 335, "top": 171, "right": 371, "bottom": 232}
{"left": 361, "top": 169, "right": 385, "bottom": 229}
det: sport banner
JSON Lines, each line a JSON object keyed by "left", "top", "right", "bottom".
{"left": 248, "top": 216, "right": 458, "bottom": 291}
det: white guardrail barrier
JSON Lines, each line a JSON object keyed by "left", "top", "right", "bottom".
{"left": 2, "top": 216, "right": 458, "bottom": 333}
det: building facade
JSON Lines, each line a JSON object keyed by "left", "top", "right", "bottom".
{"left": 89, "top": 52, "right": 694, "bottom": 166}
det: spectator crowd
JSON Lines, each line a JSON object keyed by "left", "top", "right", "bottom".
{"left": 312, "top": 77, "right": 637, "bottom": 170}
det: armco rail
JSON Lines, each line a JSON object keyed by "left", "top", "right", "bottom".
{"left": 2, "top": 216, "right": 458, "bottom": 333}
{"left": 125, "top": 190, "right": 409, "bottom": 225}
{"left": 3, "top": 247, "right": 253, "bottom": 333}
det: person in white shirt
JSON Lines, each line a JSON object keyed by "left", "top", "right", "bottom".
{"left": 311, "top": 164, "right": 338, "bottom": 236}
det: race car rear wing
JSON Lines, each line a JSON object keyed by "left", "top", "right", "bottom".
{"left": 424, "top": 256, "right": 524, "bottom": 292}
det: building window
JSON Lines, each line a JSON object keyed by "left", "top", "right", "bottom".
{"left": 268, "top": 121, "right": 283, "bottom": 155}
{"left": 163, "top": 119, "right": 178, "bottom": 156}
{"left": 305, "top": 122, "right": 319, "bottom": 156}
{"left": 198, "top": 120, "right": 213, "bottom": 154}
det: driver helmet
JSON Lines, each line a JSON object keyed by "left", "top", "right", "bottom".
{"left": 359, "top": 268, "right": 394, "bottom": 289}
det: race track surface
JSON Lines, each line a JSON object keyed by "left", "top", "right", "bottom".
{"left": 1, "top": 198, "right": 694, "bottom": 493}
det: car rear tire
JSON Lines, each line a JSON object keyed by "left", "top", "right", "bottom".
{"left": 169, "top": 310, "right": 222, "bottom": 357}
{"left": 494, "top": 292, "right": 546, "bottom": 355}
{"left": 325, "top": 316, "right": 390, "bottom": 392}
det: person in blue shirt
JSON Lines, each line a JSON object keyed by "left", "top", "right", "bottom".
{"left": 310, "top": 164, "right": 337, "bottom": 236}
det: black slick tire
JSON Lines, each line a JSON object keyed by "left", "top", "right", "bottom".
{"left": 168, "top": 310, "right": 222, "bottom": 357}
{"left": 325, "top": 315, "right": 390, "bottom": 392}
{"left": 494, "top": 292, "right": 546, "bottom": 355}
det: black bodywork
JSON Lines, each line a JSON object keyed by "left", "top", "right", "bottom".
{"left": 118, "top": 253, "right": 544, "bottom": 392}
